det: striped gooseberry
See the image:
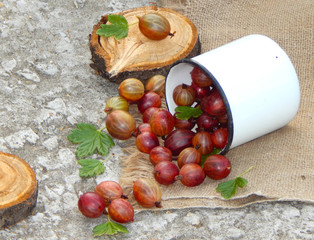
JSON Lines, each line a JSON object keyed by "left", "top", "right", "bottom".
{"left": 106, "top": 110, "right": 136, "bottom": 140}
{"left": 118, "top": 78, "right": 144, "bottom": 102}
{"left": 138, "top": 13, "right": 175, "bottom": 40}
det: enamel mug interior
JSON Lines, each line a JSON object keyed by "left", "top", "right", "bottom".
{"left": 165, "top": 34, "right": 300, "bottom": 154}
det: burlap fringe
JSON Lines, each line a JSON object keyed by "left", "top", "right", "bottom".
{"left": 119, "top": 145, "right": 156, "bottom": 207}
{"left": 119, "top": 146, "right": 154, "bottom": 191}
{"left": 118, "top": 98, "right": 168, "bottom": 208}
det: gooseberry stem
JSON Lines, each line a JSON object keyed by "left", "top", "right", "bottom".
{"left": 238, "top": 166, "right": 254, "bottom": 178}
{"left": 101, "top": 153, "right": 114, "bottom": 163}
{"left": 99, "top": 126, "right": 107, "bottom": 132}
{"left": 128, "top": 21, "right": 138, "bottom": 27}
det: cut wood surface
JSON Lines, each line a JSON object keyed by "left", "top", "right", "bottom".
{"left": 90, "top": 6, "right": 201, "bottom": 83}
{"left": 0, "top": 152, "right": 38, "bottom": 229}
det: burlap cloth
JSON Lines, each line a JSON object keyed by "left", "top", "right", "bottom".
{"left": 119, "top": 0, "right": 314, "bottom": 210}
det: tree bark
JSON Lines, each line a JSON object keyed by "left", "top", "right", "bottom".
{"left": 0, "top": 152, "right": 38, "bottom": 229}
{"left": 89, "top": 6, "right": 201, "bottom": 83}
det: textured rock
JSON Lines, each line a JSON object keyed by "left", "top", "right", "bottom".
{"left": 4, "top": 128, "right": 39, "bottom": 149}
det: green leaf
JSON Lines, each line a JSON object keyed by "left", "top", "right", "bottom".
{"left": 175, "top": 106, "right": 203, "bottom": 120}
{"left": 216, "top": 166, "right": 253, "bottom": 200}
{"left": 216, "top": 177, "right": 248, "bottom": 199}
{"left": 93, "top": 221, "right": 129, "bottom": 236}
{"left": 96, "top": 15, "right": 129, "bottom": 39}
{"left": 77, "top": 158, "right": 106, "bottom": 178}
{"left": 210, "top": 148, "right": 222, "bottom": 155}
{"left": 235, "top": 177, "right": 248, "bottom": 188}
{"left": 67, "top": 123, "right": 114, "bottom": 159}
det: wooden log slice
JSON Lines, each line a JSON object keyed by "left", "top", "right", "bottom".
{"left": 0, "top": 152, "right": 38, "bottom": 229}
{"left": 89, "top": 6, "right": 201, "bottom": 83}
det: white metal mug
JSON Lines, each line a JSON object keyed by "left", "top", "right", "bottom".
{"left": 165, "top": 34, "right": 300, "bottom": 154}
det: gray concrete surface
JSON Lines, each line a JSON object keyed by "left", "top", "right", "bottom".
{"left": 0, "top": 0, "right": 313, "bottom": 239}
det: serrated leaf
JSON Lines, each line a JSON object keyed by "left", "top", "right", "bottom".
{"left": 93, "top": 221, "right": 129, "bottom": 236}
{"left": 67, "top": 123, "right": 97, "bottom": 143}
{"left": 216, "top": 178, "right": 237, "bottom": 199}
{"left": 67, "top": 123, "right": 114, "bottom": 158}
{"left": 77, "top": 158, "right": 106, "bottom": 178}
{"left": 175, "top": 106, "right": 203, "bottom": 120}
{"left": 96, "top": 15, "right": 129, "bottom": 39}
{"left": 216, "top": 166, "right": 252, "bottom": 199}
{"left": 216, "top": 177, "right": 248, "bottom": 199}
{"left": 235, "top": 177, "right": 248, "bottom": 188}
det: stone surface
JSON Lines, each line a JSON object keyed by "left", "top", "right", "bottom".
{"left": 0, "top": 0, "right": 313, "bottom": 239}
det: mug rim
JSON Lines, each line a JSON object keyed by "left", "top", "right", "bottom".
{"left": 164, "top": 58, "right": 234, "bottom": 155}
